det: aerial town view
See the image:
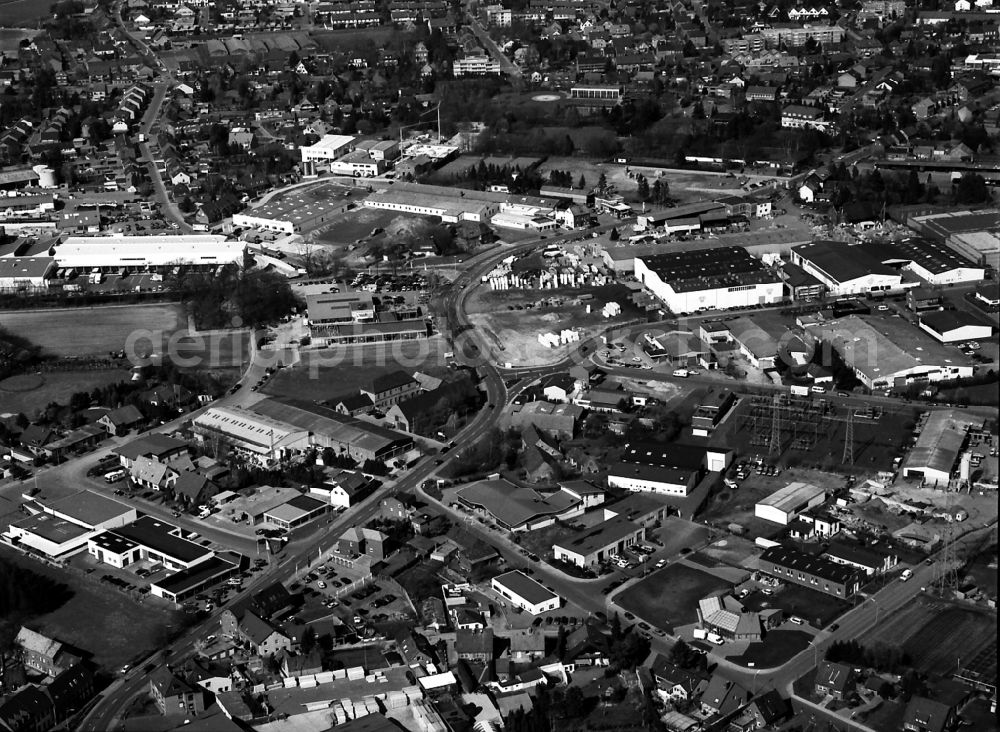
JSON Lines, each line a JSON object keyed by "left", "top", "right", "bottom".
{"left": 0, "top": 0, "right": 997, "bottom": 730}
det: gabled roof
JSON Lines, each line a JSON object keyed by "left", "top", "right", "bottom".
{"left": 104, "top": 404, "right": 144, "bottom": 426}
{"left": 150, "top": 667, "right": 199, "bottom": 698}
{"left": 173, "top": 471, "right": 213, "bottom": 502}
{"left": 362, "top": 370, "right": 418, "bottom": 396}
{"left": 15, "top": 627, "right": 62, "bottom": 660}
{"left": 239, "top": 610, "right": 285, "bottom": 646}
{"left": 903, "top": 695, "right": 954, "bottom": 732}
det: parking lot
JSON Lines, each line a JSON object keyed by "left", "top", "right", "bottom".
{"left": 291, "top": 564, "right": 415, "bottom": 635}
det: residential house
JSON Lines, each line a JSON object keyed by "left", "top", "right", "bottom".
{"left": 814, "top": 661, "right": 855, "bottom": 700}
{"left": 173, "top": 472, "right": 217, "bottom": 507}
{"left": 0, "top": 686, "right": 55, "bottom": 732}
{"left": 359, "top": 371, "right": 421, "bottom": 409}
{"left": 728, "top": 689, "right": 787, "bottom": 731}
{"left": 650, "top": 655, "right": 708, "bottom": 703}
{"left": 97, "top": 405, "right": 145, "bottom": 435}
{"left": 316, "top": 470, "right": 369, "bottom": 509}
{"left": 701, "top": 674, "right": 750, "bottom": 717}
{"left": 455, "top": 629, "right": 494, "bottom": 663}
{"left": 130, "top": 455, "right": 179, "bottom": 491}
{"left": 330, "top": 393, "right": 375, "bottom": 416}
{"left": 14, "top": 628, "right": 82, "bottom": 678}
{"left": 338, "top": 527, "right": 386, "bottom": 562}
{"left": 902, "top": 696, "right": 956, "bottom": 732}
{"left": 509, "top": 629, "right": 547, "bottom": 661}
{"left": 230, "top": 611, "right": 292, "bottom": 657}
{"left": 149, "top": 667, "right": 205, "bottom": 716}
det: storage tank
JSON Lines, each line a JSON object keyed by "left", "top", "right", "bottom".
{"left": 32, "top": 165, "right": 57, "bottom": 188}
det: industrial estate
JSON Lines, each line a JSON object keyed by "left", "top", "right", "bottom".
{"left": 0, "top": 0, "right": 997, "bottom": 732}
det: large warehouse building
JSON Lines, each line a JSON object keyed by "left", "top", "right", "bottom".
{"left": 3, "top": 490, "right": 137, "bottom": 561}
{"left": 608, "top": 441, "right": 730, "bottom": 496}
{"left": 552, "top": 515, "right": 646, "bottom": 568}
{"left": 755, "top": 482, "right": 826, "bottom": 525}
{"left": 50, "top": 235, "right": 245, "bottom": 272}
{"left": 907, "top": 209, "right": 1000, "bottom": 271}
{"left": 803, "top": 314, "right": 974, "bottom": 390}
{"left": 634, "top": 247, "right": 783, "bottom": 314}
{"left": 456, "top": 479, "right": 584, "bottom": 532}
{"left": 193, "top": 398, "right": 412, "bottom": 466}
{"left": 919, "top": 310, "right": 994, "bottom": 343}
{"left": 866, "top": 237, "right": 985, "bottom": 286}
{"left": 790, "top": 240, "right": 902, "bottom": 296}
{"left": 902, "top": 409, "right": 984, "bottom": 486}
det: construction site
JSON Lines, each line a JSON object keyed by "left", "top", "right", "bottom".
{"left": 714, "top": 393, "right": 919, "bottom": 474}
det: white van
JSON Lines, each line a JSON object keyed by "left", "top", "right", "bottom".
{"left": 672, "top": 369, "right": 690, "bottom": 378}
{"left": 901, "top": 569, "right": 913, "bottom": 582}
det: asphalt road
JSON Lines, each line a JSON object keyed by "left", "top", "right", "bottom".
{"left": 465, "top": 18, "right": 521, "bottom": 77}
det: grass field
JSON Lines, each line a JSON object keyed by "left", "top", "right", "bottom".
{"left": 0, "top": 369, "right": 132, "bottom": 416}
{"left": 0, "top": 304, "right": 185, "bottom": 357}
{"left": 731, "top": 630, "right": 812, "bottom": 668}
{"left": 616, "top": 563, "right": 732, "bottom": 632}
{"left": 0, "top": 0, "right": 50, "bottom": 25}
{"left": 262, "top": 338, "right": 449, "bottom": 403}
{"left": 0, "top": 548, "right": 185, "bottom": 673}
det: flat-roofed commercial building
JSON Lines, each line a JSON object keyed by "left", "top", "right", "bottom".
{"left": 50, "top": 235, "right": 245, "bottom": 272}
{"left": 552, "top": 516, "right": 646, "bottom": 568}
{"left": 755, "top": 482, "right": 826, "bottom": 524}
{"left": 759, "top": 544, "right": 862, "bottom": 597}
{"left": 608, "top": 442, "right": 730, "bottom": 497}
{"left": 364, "top": 185, "right": 499, "bottom": 223}
{"left": 791, "top": 240, "right": 902, "bottom": 296}
{"left": 299, "top": 134, "right": 356, "bottom": 163}
{"left": 803, "top": 314, "right": 974, "bottom": 390}
{"left": 232, "top": 189, "right": 356, "bottom": 234}
{"left": 907, "top": 209, "right": 1000, "bottom": 270}
{"left": 634, "top": 247, "right": 783, "bottom": 315}
{"left": 88, "top": 515, "right": 214, "bottom": 572}
{"left": 149, "top": 555, "right": 240, "bottom": 604}
{"left": 263, "top": 495, "right": 329, "bottom": 530}
{"left": 491, "top": 570, "right": 561, "bottom": 615}
{"left": 3, "top": 490, "right": 138, "bottom": 560}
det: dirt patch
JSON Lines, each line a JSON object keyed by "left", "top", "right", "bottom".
{"left": 465, "top": 283, "right": 642, "bottom": 367}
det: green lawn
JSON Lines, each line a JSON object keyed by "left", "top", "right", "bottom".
{"left": 0, "top": 548, "right": 186, "bottom": 674}
{"left": 730, "top": 629, "right": 812, "bottom": 668}
{"left": 615, "top": 563, "right": 732, "bottom": 632}
{"left": 0, "top": 369, "right": 132, "bottom": 417}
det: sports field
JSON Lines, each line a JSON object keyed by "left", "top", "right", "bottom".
{"left": 0, "top": 304, "right": 185, "bottom": 357}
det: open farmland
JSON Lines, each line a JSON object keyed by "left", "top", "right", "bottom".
{"left": 860, "top": 595, "right": 998, "bottom": 676}
{"left": 615, "top": 563, "right": 732, "bottom": 632}
{"left": 0, "top": 304, "right": 184, "bottom": 358}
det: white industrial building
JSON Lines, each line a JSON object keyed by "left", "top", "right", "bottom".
{"left": 0, "top": 256, "right": 55, "bottom": 290}
{"left": 868, "top": 237, "right": 985, "bottom": 286}
{"left": 2, "top": 490, "right": 137, "bottom": 560}
{"left": 300, "top": 134, "right": 356, "bottom": 163}
{"left": 919, "top": 310, "right": 994, "bottom": 343}
{"left": 803, "top": 315, "right": 974, "bottom": 390}
{"left": 50, "top": 235, "right": 245, "bottom": 272}
{"left": 608, "top": 442, "right": 729, "bottom": 497}
{"left": 755, "top": 482, "right": 826, "bottom": 524}
{"left": 634, "top": 247, "right": 783, "bottom": 314}
{"left": 491, "top": 571, "right": 561, "bottom": 615}
{"left": 790, "top": 240, "right": 902, "bottom": 296}
{"left": 902, "top": 409, "right": 984, "bottom": 487}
